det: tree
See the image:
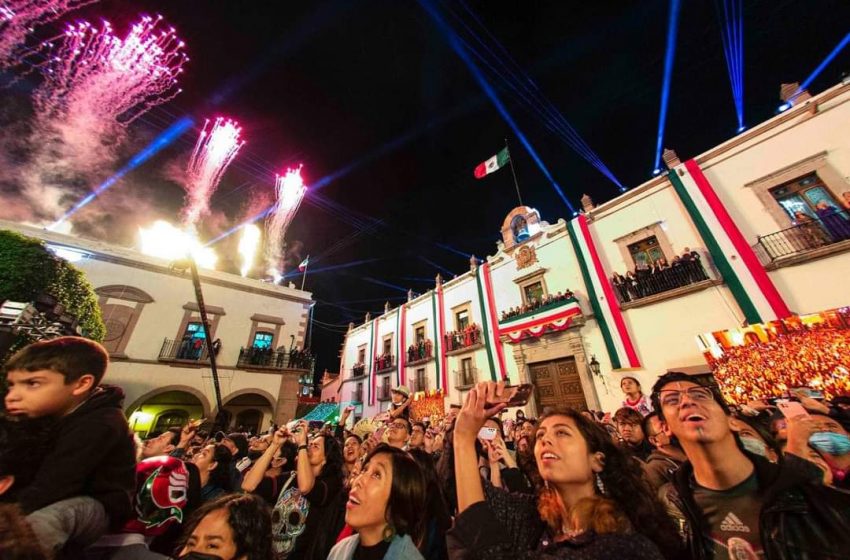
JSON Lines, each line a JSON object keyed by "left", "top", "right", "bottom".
{"left": 0, "top": 230, "right": 105, "bottom": 341}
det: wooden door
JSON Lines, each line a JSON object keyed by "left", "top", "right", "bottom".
{"left": 529, "top": 357, "right": 588, "bottom": 412}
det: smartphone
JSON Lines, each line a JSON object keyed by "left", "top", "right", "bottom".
{"left": 486, "top": 384, "right": 534, "bottom": 408}
{"left": 776, "top": 399, "right": 810, "bottom": 419}
{"left": 478, "top": 426, "right": 498, "bottom": 440}
{"left": 308, "top": 420, "right": 326, "bottom": 430}
{"left": 790, "top": 387, "right": 824, "bottom": 400}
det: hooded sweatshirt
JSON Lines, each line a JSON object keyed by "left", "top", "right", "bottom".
{"left": 16, "top": 385, "right": 136, "bottom": 526}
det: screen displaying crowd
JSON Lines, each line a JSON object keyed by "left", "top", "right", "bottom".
{"left": 702, "top": 307, "right": 850, "bottom": 403}
{"left": 2, "top": 336, "right": 850, "bottom": 560}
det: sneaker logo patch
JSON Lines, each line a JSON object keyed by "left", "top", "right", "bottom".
{"left": 720, "top": 512, "right": 750, "bottom": 533}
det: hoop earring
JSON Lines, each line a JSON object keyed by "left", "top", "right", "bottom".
{"left": 382, "top": 523, "right": 396, "bottom": 543}
{"left": 595, "top": 473, "right": 606, "bottom": 495}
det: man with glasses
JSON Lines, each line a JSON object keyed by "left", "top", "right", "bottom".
{"left": 652, "top": 371, "right": 850, "bottom": 559}
{"left": 386, "top": 417, "right": 411, "bottom": 449}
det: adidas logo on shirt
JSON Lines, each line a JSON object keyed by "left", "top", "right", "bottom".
{"left": 720, "top": 512, "right": 750, "bottom": 533}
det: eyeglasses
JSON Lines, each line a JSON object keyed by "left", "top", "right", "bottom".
{"left": 389, "top": 422, "right": 408, "bottom": 430}
{"left": 658, "top": 386, "right": 714, "bottom": 408}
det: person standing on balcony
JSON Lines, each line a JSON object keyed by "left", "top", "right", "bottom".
{"left": 815, "top": 200, "right": 850, "bottom": 241}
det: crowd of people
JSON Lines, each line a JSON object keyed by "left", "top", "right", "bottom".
{"left": 235, "top": 345, "right": 314, "bottom": 370}
{"left": 500, "top": 290, "right": 576, "bottom": 322}
{"left": 373, "top": 353, "right": 394, "bottom": 372}
{"left": 443, "top": 325, "right": 481, "bottom": 352}
{"left": 2, "top": 336, "right": 850, "bottom": 560}
{"left": 611, "top": 248, "right": 709, "bottom": 304}
{"left": 406, "top": 339, "right": 433, "bottom": 363}
{"left": 707, "top": 323, "right": 850, "bottom": 403}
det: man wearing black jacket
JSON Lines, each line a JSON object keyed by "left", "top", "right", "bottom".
{"left": 652, "top": 371, "right": 850, "bottom": 559}
{"left": 3, "top": 337, "right": 135, "bottom": 554}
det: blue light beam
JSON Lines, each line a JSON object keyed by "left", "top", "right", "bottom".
{"left": 797, "top": 31, "right": 850, "bottom": 98}
{"left": 50, "top": 117, "right": 194, "bottom": 230}
{"left": 653, "top": 0, "right": 682, "bottom": 173}
{"left": 419, "top": 0, "right": 577, "bottom": 214}
{"left": 715, "top": 0, "right": 745, "bottom": 131}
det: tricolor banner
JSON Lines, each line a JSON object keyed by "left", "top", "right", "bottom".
{"left": 395, "top": 304, "right": 406, "bottom": 386}
{"left": 430, "top": 288, "right": 448, "bottom": 393}
{"left": 474, "top": 262, "right": 508, "bottom": 381}
{"left": 668, "top": 160, "right": 790, "bottom": 324}
{"left": 568, "top": 214, "right": 641, "bottom": 370}
{"left": 500, "top": 300, "right": 582, "bottom": 342}
{"left": 367, "top": 317, "right": 379, "bottom": 406}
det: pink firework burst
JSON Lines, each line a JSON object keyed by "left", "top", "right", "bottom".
{"left": 32, "top": 14, "right": 187, "bottom": 124}
{"left": 0, "top": 0, "right": 97, "bottom": 68}
{"left": 266, "top": 165, "right": 307, "bottom": 276}
{"left": 181, "top": 117, "right": 244, "bottom": 227}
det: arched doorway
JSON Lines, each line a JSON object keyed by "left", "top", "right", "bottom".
{"left": 222, "top": 392, "right": 275, "bottom": 435}
{"left": 127, "top": 390, "right": 206, "bottom": 438}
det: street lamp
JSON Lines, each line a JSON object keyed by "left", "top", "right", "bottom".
{"left": 588, "top": 355, "right": 609, "bottom": 394}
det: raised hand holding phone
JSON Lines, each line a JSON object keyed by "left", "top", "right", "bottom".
{"left": 455, "top": 381, "right": 507, "bottom": 443}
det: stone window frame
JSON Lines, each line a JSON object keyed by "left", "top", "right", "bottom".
{"left": 413, "top": 320, "right": 427, "bottom": 343}
{"left": 452, "top": 301, "right": 472, "bottom": 331}
{"left": 95, "top": 285, "right": 154, "bottom": 358}
{"left": 357, "top": 344, "right": 367, "bottom": 365}
{"left": 744, "top": 151, "right": 850, "bottom": 229}
{"left": 245, "top": 314, "right": 285, "bottom": 350}
{"left": 513, "top": 268, "right": 550, "bottom": 306}
{"left": 612, "top": 222, "right": 676, "bottom": 272}
{"left": 174, "top": 302, "right": 226, "bottom": 344}
{"left": 381, "top": 333, "right": 393, "bottom": 356}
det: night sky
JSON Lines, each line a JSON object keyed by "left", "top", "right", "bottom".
{"left": 2, "top": 0, "right": 849, "bottom": 381}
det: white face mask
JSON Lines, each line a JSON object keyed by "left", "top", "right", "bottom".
{"left": 739, "top": 436, "right": 768, "bottom": 458}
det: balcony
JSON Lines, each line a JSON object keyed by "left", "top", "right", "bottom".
{"left": 444, "top": 326, "right": 483, "bottom": 355}
{"left": 377, "top": 384, "right": 392, "bottom": 401}
{"left": 158, "top": 338, "right": 209, "bottom": 364}
{"left": 236, "top": 347, "right": 315, "bottom": 372}
{"left": 500, "top": 292, "right": 577, "bottom": 323}
{"left": 374, "top": 354, "right": 395, "bottom": 373}
{"left": 412, "top": 376, "right": 428, "bottom": 393}
{"left": 611, "top": 259, "right": 712, "bottom": 306}
{"left": 754, "top": 210, "right": 850, "bottom": 266}
{"left": 406, "top": 339, "right": 433, "bottom": 365}
{"left": 350, "top": 363, "right": 366, "bottom": 378}
{"left": 454, "top": 367, "right": 478, "bottom": 389}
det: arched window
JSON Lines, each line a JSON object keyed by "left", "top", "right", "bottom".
{"left": 152, "top": 409, "right": 189, "bottom": 433}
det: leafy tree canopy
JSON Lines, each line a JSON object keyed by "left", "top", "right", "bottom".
{"left": 0, "top": 230, "right": 105, "bottom": 341}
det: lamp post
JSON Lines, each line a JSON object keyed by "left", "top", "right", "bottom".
{"left": 172, "top": 258, "right": 225, "bottom": 433}
{"left": 588, "top": 355, "right": 609, "bottom": 394}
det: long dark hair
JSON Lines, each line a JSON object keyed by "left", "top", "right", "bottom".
{"left": 177, "top": 493, "right": 272, "bottom": 560}
{"left": 362, "top": 444, "right": 427, "bottom": 546}
{"left": 209, "top": 444, "right": 233, "bottom": 491}
{"left": 532, "top": 407, "right": 680, "bottom": 558}
{"left": 408, "top": 448, "right": 451, "bottom": 556}
{"left": 316, "top": 434, "right": 344, "bottom": 481}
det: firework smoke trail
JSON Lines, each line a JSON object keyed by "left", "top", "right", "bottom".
{"left": 0, "top": 0, "right": 97, "bottom": 68}
{"left": 181, "top": 117, "right": 244, "bottom": 228}
{"left": 11, "top": 14, "right": 188, "bottom": 226}
{"left": 238, "top": 224, "right": 261, "bottom": 277}
{"left": 265, "top": 165, "right": 307, "bottom": 278}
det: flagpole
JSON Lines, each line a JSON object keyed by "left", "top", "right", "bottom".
{"left": 300, "top": 257, "right": 309, "bottom": 291}
{"left": 505, "top": 138, "right": 524, "bottom": 207}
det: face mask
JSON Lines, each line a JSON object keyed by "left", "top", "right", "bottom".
{"left": 178, "top": 553, "right": 224, "bottom": 560}
{"left": 809, "top": 432, "right": 850, "bottom": 456}
{"left": 740, "top": 436, "right": 769, "bottom": 458}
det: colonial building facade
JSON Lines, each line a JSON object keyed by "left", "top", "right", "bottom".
{"left": 337, "top": 81, "right": 850, "bottom": 418}
{"left": 1, "top": 221, "right": 315, "bottom": 436}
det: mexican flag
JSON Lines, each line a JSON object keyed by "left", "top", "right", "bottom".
{"left": 298, "top": 256, "right": 310, "bottom": 272}
{"left": 474, "top": 147, "right": 510, "bottom": 179}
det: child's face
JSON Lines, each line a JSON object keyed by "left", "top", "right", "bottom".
{"left": 4, "top": 369, "right": 91, "bottom": 418}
